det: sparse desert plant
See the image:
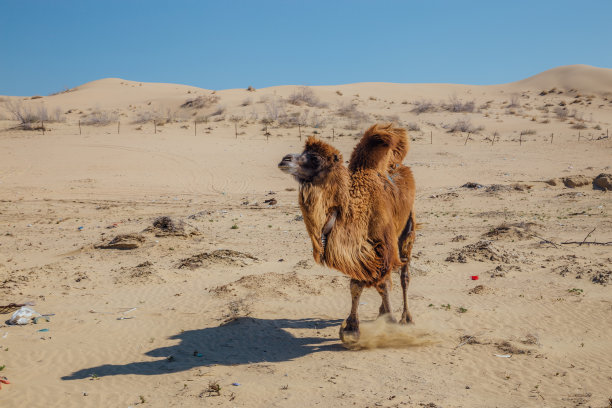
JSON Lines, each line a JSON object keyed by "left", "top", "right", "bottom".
{"left": 241, "top": 97, "right": 252, "bottom": 107}
{"left": 336, "top": 90, "right": 343, "bottom": 96}
{"left": 593, "top": 124, "right": 602, "bottom": 130}
{"left": 385, "top": 114, "right": 401, "bottom": 124}
{"left": 209, "top": 105, "right": 225, "bottom": 117}
{"left": 3, "top": 100, "right": 64, "bottom": 129}
{"left": 309, "top": 111, "right": 326, "bottom": 128}
{"left": 411, "top": 99, "right": 436, "bottom": 114}
{"left": 444, "top": 118, "right": 484, "bottom": 133}
{"left": 507, "top": 94, "right": 521, "bottom": 108}
{"left": 571, "top": 122, "right": 587, "bottom": 129}
{"left": 336, "top": 101, "right": 368, "bottom": 129}
{"left": 520, "top": 129, "right": 537, "bottom": 136}
{"left": 443, "top": 96, "right": 475, "bottom": 113}
{"left": 406, "top": 122, "right": 420, "bottom": 131}
{"left": 81, "top": 110, "right": 119, "bottom": 126}
{"left": 287, "top": 86, "right": 327, "bottom": 108}
{"left": 180, "top": 94, "right": 219, "bottom": 109}
{"left": 224, "top": 299, "right": 251, "bottom": 323}
{"left": 247, "top": 85, "right": 255, "bottom": 92}
{"left": 264, "top": 97, "right": 286, "bottom": 121}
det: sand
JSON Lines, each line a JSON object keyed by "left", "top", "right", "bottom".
{"left": 0, "top": 64, "right": 611, "bottom": 407}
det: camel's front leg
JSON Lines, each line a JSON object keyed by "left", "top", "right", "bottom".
{"left": 339, "top": 278, "right": 364, "bottom": 344}
{"left": 399, "top": 263, "right": 413, "bottom": 324}
{"left": 376, "top": 278, "right": 396, "bottom": 322}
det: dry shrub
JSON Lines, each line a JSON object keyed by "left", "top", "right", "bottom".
{"left": 336, "top": 101, "right": 369, "bottom": 130}
{"left": 180, "top": 94, "right": 219, "bottom": 109}
{"left": 2, "top": 100, "right": 64, "bottom": 129}
{"left": 443, "top": 96, "right": 475, "bottom": 113}
{"left": 411, "top": 99, "right": 436, "bottom": 114}
{"left": 287, "top": 86, "right": 327, "bottom": 108}
{"left": 507, "top": 94, "right": 520, "bottom": 108}
{"left": 444, "top": 118, "right": 483, "bottom": 133}
{"left": 81, "top": 110, "right": 119, "bottom": 126}
{"left": 406, "top": 122, "right": 420, "bottom": 131}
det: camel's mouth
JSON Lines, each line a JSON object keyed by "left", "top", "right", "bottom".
{"left": 321, "top": 209, "right": 338, "bottom": 255}
{"left": 278, "top": 154, "right": 299, "bottom": 175}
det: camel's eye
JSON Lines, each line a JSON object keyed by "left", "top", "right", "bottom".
{"left": 306, "top": 154, "right": 320, "bottom": 168}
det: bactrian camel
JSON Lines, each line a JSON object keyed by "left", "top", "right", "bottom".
{"left": 278, "top": 124, "right": 416, "bottom": 343}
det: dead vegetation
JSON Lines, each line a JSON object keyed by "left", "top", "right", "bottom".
{"left": 2, "top": 99, "right": 64, "bottom": 129}
{"left": 178, "top": 249, "right": 258, "bottom": 270}
{"left": 445, "top": 240, "right": 520, "bottom": 264}
{"left": 143, "top": 216, "right": 199, "bottom": 237}
{"left": 95, "top": 233, "right": 145, "bottom": 250}
{"left": 180, "top": 94, "right": 219, "bottom": 109}
{"left": 287, "top": 86, "right": 327, "bottom": 108}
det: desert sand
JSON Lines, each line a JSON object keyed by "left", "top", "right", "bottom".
{"left": 0, "top": 65, "right": 611, "bottom": 407}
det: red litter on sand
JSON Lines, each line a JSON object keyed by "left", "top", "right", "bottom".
{"left": 471, "top": 276, "right": 479, "bottom": 280}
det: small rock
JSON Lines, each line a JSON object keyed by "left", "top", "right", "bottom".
{"left": 593, "top": 173, "right": 612, "bottom": 191}
{"left": 562, "top": 175, "right": 590, "bottom": 188}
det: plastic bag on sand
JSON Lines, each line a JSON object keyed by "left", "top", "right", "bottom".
{"left": 9, "top": 307, "right": 41, "bottom": 325}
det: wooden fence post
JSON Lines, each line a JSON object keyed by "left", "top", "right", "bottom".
{"left": 235, "top": 122, "right": 238, "bottom": 139}
{"left": 154, "top": 120, "right": 157, "bottom": 134}
{"left": 298, "top": 124, "right": 301, "bottom": 141}
{"left": 430, "top": 131, "right": 432, "bottom": 144}
{"left": 41, "top": 121, "right": 44, "bottom": 135}
{"left": 118, "top": 121, "right": 120, "bottom": 134}
{"left": 79, "top": 120, "right": 81, "bottom": 135}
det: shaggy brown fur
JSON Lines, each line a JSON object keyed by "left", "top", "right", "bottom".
{"left": 279, "top": 123, "right": 417, "bottom": 342}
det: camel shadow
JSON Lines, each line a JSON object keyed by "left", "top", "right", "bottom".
{"left": 62, "top": 317, "right": 343, "bottom": 380}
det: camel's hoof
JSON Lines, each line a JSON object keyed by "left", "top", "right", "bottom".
{"left": 399, "top": 314, "right": 414, "bottom": 325}
{"left": 339, "top": 320, "right": 360, "bottom": 346}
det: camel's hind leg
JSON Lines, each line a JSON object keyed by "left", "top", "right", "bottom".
{"left": 339, "top": 278, "right": 364, "bottom": 343}
{"left": 398, "top": 212, "right": 416, "bottom": 324}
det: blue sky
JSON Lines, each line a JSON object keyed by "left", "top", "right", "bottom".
{"left": 1, "top": 1, "right": 611, "bottom": 96}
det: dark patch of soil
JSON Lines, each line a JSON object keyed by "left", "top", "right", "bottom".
{"left": 446, "top": 240, "right": 519, "bottom": 263}
{"left": 488, "top": 264, "right": 522, "bottom": 278}
{"left": 554, "top": 259, "right": 611, "bottom": 285}
{"left": 495, "top": 340, "right": 531, "bottom": 355}
{"left": 482, "top": 222, "right": 540, "bottom": 241}
{"left": 144, "top": 216, "right": 199, "bottom": 237}
{"left": 95, "top": 233, "right": 145, "bottom": 250}
{"left": 178, "top": 249, "right": 258, "bottom": 269}
{"left": 468, "top": 284, "right": 487, "bottom": 295}
{"left": 593, "top": 173, "right": 612, "bottom": 190}
{"left": 562, "top": 175, "right": 591, "bottom": 188}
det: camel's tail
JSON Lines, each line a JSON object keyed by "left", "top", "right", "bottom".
{"left": 348, "top": 123, "right": 409, "bottom": 173}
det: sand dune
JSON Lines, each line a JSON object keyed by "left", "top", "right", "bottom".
{"left": 0, "top": 65, "right": 611, "bottom": 407}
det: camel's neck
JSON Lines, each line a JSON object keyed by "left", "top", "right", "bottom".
{"left": 298, "top": 165, "right": 350, "bottom": 262}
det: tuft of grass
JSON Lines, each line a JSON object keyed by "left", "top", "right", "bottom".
{"left": 230, "top": 224, "right": 239, "bottom": 229}
{"left": 204, "top": 381, "right": 221, "bottom": 397}
{"left": 457, "top": 306, "right": 468, "bottom": 313}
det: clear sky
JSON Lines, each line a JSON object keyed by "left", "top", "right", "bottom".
{"left": 1, "top": 0, "right": 611, "bottom": 96}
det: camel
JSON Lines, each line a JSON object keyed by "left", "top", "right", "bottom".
{"left": 278, "top": 123, "right": 416, "bottom": 343}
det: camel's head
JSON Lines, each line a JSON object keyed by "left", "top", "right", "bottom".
{"left": 278, "top": 136, "right": 343, "bottom": 184}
